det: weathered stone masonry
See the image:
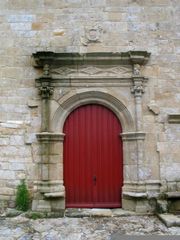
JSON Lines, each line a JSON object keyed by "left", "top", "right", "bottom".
{"left": 0, "top": 0, "right": 179, "bottom": 213}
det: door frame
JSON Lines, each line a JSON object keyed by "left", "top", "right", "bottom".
{"left": 32, "top": 52, "right": 158, "bottom": 213}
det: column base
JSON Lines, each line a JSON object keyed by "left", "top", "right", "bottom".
{"left": 122, "top": 193, "right": 150, "bottom": 213}
{"left": 32, "top": 180, "right": 65, "bottom": 213}
{"left": 122, "top": 181, "right": 161, "bottom": 213}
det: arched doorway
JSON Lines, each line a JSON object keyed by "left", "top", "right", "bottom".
{"left": 63, "top": 104, "right": 123, "bottom": 208}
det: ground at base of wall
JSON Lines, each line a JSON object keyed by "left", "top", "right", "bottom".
{"left": 0, "top": 213, "right": 180, "bottom": 238}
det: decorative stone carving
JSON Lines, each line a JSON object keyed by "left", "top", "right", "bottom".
{"left": 133, "top": 64, "right": 141, "bottom": 76}
{"left": 43, "top": 64, "right": 50, "bottom": 77}
{"left": 38, "top": 85, "right": 54, "bottom": 99}
{"left": 81, "top": 25, "right": 103, "bottom": 46}
{"left": 36, "top": 65, "right": 54, "bottom": 99}
{"left": 51, "top": 66, "right": 76, "bottom": 76}
{"left": 51, "top": 65, "right": 132, "bottom": 78}
{"left": 131, "top": 83, "right": 145, "bottom": 97}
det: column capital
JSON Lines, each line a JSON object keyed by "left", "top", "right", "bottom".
{"left": 36, "top": 64, "right": 54, "bottom": 99}
{"left": 38, "top": 84, "right": 54, "bottom": 99}
{"left": 131, "top": 76, "right": 148, "bottom": 97}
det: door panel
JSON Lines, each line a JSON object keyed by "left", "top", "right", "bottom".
{"left": 63, "top": 104, "right": 123, "bottom": 208}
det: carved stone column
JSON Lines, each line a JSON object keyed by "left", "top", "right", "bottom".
{"left": 37, "top": 65, "right": 53, "bottom": 182}
{"left": 122, "top": 57, "right": 151, "bottom": 213}
{"left": 38, "top": 65, "right": 53, "bottom": 132}
{"left": 131, "top": 64, "right": 147, "bottom": 180}
{"left": 32, "top": 64, "right": 65, "bottom": 213}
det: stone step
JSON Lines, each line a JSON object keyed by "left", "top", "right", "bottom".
{"left": 158, "top": 213, "right": 180, "bottom": 227}
{"left": 65, "top": 208, "right": 137, "bottom": 218}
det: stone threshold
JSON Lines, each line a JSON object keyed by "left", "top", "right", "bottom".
{"left": 1, "top": 208, "right": 155, "bottom": 219}
{"left": 64, "top": 208, "right": 152, "bottom": 218}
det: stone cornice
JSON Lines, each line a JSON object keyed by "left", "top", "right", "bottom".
{"left": 32, "top": 51, "right": 151, "bottom": 67}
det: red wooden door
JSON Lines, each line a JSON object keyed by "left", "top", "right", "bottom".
{"left": 63, "top": 104, "right": 123, "bottom": 208}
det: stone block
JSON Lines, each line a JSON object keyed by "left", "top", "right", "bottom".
{"left": 0, "top": 162, "right": 9, "bottom": 170}
{"left": 90, "top": 209, "right": 112, "bottom": 217}
{"left": 136, "top": 204, "right": 148, "bottom": 213}
{"left": 0, "top": 171, "right": 16, "bottom": 180}
{"left": 51, "top": 198, "right": 65, "bottom": 211}
{"left": 158, "top": 214, "right": 180, "bottom": 227}
{"left": 11, "top": 163, "right": 25, "bottom": 171}
{"left": 0, "top": 188, "right": 14, "bottom": 196}
{"left": 0, "top": 121, "right": 23, "bottom": 129}
{"left": 177, "top": 182, "right": 180, "bottom": 191}
{"left": 0, "top": 137, "right": 10, "bottom": 145}
{"left": 7, "top": 14, "right": 36, "bottom": 23}
{"left": 53, "top": 29, "right": 65, "bottom": 36}
{"left": 10, "top": 135, "right": 24, "bottom": 145}
{"left": 33, "top": 200, "right": 51, "bottom": 212}
{"left": 156, "top": 200, "right": 168, "bottom": 213}
{"left": 50, "top": 142, "right": 62, "bottom": 155}
{"left": 41, "top": 164, "right": 49, "bottom": 181}
{"left": 24, "top": 133, "right": 36, "bottom": 145}
{"left": 167, "top": 182, "right": 177, "bottom": 192}
{"left": 27, "top": 99, "right": 39, "bottom": 108}
{"left": 31, "top": 22, "right": 44, "bottom": 30}
{"left": 124, "top": 165, "right": 138, "bottom": 181}
{"left": 122, "top": 198, "right": 136, "bottom": 212}
{"left": 0, "top": 195, "right": 11, "bottom": 201}
{"left": 49, "top": 163, "right": 62, "bottom": 181}
{"left": 108, "top": 12, "right": 126, "bottom": 22}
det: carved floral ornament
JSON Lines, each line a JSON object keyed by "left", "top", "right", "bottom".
{"left": 38, "top": 85, "right": 54, "bottom": 99}
{"left": 131, "top": 84, "right": 145, "bottom": 96}
{"left": 133, "top": 64, "right": 141, "bottom": 76}
{"left": 81, "top": 25, "right": 103, "bottom": 46}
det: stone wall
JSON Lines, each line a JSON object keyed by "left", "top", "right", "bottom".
{"left": 0, "top": 0, "right": 179, "bottom": 211}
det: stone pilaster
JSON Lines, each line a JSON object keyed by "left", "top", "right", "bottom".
{"left": 122, "top": 61, "right": 160, "bottom": 213}
{"left": 131, "top": 66, "right": 147, "bottom": 182}
{"left": 38, "top": 64, "right": 53, "bottom": 132}
{"left": 33, "top": 64, "right": 65, "bottom": 212}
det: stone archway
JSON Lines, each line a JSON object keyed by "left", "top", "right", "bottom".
{"left": 51, "top": 89, "right": 135, "bottom": 133}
